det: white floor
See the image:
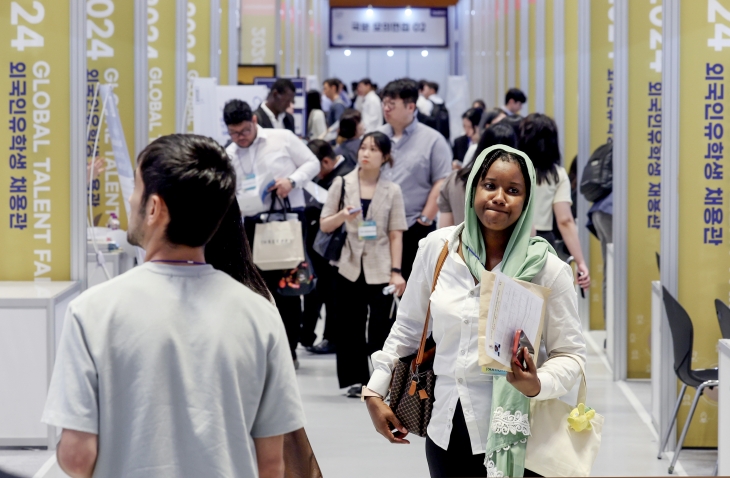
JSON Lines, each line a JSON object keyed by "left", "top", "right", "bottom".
{"left": 0, "top": 330, "right": 718, "bottom": 477}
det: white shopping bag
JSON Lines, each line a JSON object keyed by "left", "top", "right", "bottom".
{"left": 253, "top": 218, "right": 305, "bottom": 271}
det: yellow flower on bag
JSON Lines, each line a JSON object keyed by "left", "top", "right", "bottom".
{"left": 568, "top": 403, "right": 596, "bottom": 432}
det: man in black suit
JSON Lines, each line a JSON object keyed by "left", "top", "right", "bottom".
{"left": 254, "top": 78, "right": 297, "bottom": 132}
{"left": 301, "top": 140, "right": 356, "bottom": 355}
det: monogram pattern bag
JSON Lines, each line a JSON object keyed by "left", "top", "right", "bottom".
{"left": 388, "top": 242, "right": 450, "bottom": 437}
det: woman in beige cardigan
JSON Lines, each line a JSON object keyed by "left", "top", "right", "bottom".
{"left": 320, "top": 132, "right": 408, "bottom": 398}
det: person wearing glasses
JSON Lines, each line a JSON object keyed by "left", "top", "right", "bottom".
{"left": 377, "top": 78, "right": 453, "bottom": 280}
{"left": 223, "top": 99, "right": 319, "bottom": 369}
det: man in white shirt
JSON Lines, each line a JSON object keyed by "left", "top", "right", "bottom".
{"left": 357, "top": 78, "right": 383, "bottom": 133}
{"left": 254, "top": 78, "right": 297, "bottom": 132}
{"left": 42, "top": 134, "right": 306, "bottom": 478}
{"left": 224, "top": 99, "right": 319, "bottom": 367}
{"left": 416, "top": 79, "right": 434, "bottom": 116}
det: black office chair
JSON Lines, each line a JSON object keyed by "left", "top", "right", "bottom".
{"left": 714, "top": 299, "right": 730, "bottom": 339}
{"left": 659, "top": 287, "right": 719, "bottom": 474}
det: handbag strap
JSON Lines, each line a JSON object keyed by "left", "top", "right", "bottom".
{"left": 338, "top": 177, "right": 346, "bottom": 211}
{"left": 415, "top": 241, "right": 450, "bottom": 366}
{"left": 266, "top": 191, "right": 293, "bottom": 220}
{"left": 543, "top": 352, "right": 588, "bottom": 405}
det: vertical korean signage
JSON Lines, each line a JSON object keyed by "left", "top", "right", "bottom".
{"left": 185, "top": 0, "right": 210, "bottom": 132}
{"left": 148, "top": 0, "right": 177, "bottom": 141}
{"left": 626, "top": 0, "right": 662, "bottom": 378}
{"left": 0, "top": 0, "right": 71, "bottom": 280}
{"left": 675, "top": 0, "right": 729, "bottom": 448}
{"left": 588, "top": 0, "right": 614, "bottom": 330}
{"left": 86, "top": 0, "right": 136, "bottom": 230}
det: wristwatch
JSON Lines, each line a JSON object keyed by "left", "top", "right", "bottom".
{"left": 419, "top": 215, "right": 434, "bottom": 226}
{"left": 287, "top": 177, "right": 296, "bottom": 188}
{"left": 391, "top": 267, "right": 402, "bottom": 274}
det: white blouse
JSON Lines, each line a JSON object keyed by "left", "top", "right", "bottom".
{"left": 367, "top": 225, "right": 587, "bottom": 454}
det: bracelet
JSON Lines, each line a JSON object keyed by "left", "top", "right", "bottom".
{"left": 391, "top": 267, "right": 402, "bottom": 274}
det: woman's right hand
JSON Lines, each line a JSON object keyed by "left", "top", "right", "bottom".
{"left": 365, "top": 397, "right": 410, "bottom": 444}
{"left": 341, "top": 206, "right": 360, "bottom": 222}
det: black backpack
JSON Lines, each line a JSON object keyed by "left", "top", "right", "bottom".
{"left": 430, "top": 102, "right": 451, "bottom": 140}
{"left": 580, "top": 141, "right": 613, "bottom": 202}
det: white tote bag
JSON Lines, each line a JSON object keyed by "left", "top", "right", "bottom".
{"left": 525, "top": 354, "right": 603, "bottom": 477}
{"left": 253, "top": 216, "right": 305, "bottom": 271}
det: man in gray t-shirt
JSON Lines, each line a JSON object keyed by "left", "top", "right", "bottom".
{"left": 43, "top": 135, "right": 305, "bottom": 478}
{"left": 378, "top": 78, "right": 452, "bottom": 280}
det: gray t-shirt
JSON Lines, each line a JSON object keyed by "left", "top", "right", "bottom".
{"left": 42, "top": 263, "right": 305, "bottom": 478}
{"left": 379, "top": 119, "right": 453, "bottom": 227}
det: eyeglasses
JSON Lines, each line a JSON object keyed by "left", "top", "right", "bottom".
{"left": 382, "top": 99, "right": 410, "bottom": 111}
{"left": 229, "top": 127, "right": 253, "bottom": 139}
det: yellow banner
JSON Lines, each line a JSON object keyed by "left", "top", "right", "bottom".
{"left": 0, "top": 0, "right": 71, "bottom": 280}
{"left": 185, "top": 0, "right": 210, "bottom": 132}
{"left": 675, "top": 0, "right": 729, "bottom": 448}
{"left": 240, "top": 0, "right": 277, "bottom": 66}
{"left": 219, "top": 0, "right": 229, "bottom": 85}
{"left": 87, "top": 0, "right": 136, "bottom": 230}
{"left": 564, "top": 0, "right": 578, "bottom": 165}
{"left": 588, "top": 0, "right": 614, "bottom": 330}
{"left": 545, "top": 0, "right": 554, "bottom": 117}
{"left": 528, "top": 0, "right": 536, "bottom": 113}
{"left": 148, "top": 0, "right": 178, "bottom": 141}
{"left": 626, "top": 0, "right": 662, "bottom": 378}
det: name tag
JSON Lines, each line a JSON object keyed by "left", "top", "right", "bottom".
{"left": 358, "top": 220, "right": 377, "bottom": 240}
{"left": 241, "top": 173, "right": 257, "bottom": 196}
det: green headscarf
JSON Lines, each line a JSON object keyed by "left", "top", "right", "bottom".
{"left": 461, "top": 144, "right": 556, "bottom": 477}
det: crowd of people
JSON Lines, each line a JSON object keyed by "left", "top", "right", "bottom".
{"left": 40, "top": 76, "right": 597, "bottom": 477}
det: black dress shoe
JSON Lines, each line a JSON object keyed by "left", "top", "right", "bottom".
{"left": 310, "top": 339, "right": 335, "bottom": 354}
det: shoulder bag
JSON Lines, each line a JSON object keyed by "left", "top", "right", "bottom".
{"left": 388, "top": 241, "right": 450, "bottom": 437}
{"left": 525, "top": 353, "right": 604, "bottom": 477}
{"left": 313, "top": 177, "right": 348, "bottom": 261}
{"left": 253, "top": 194, "right": 306, "bottom": 271}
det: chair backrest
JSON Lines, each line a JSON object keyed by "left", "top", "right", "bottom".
{"left": 661, "top": 287, "right": 695, "bottom": 385}
{"left": 714, "top": 299, "right": 730, "bottom": 339}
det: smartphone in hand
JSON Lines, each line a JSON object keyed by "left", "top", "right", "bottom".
{"left": 512, "top": 329, "right": 535, "bottom": 371}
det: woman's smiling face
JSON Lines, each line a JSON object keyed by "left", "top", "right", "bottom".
{"left": 473, "top": 158, "right": 527, "bottom": 232}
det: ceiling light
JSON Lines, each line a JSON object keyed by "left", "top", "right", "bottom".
{"left": 387, "top": 50, "right": 394, "bottom": 57}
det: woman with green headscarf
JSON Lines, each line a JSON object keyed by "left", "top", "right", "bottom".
{"left": 363, "top": 146, "right": 587, "bottom": 477}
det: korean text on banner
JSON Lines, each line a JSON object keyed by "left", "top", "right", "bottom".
{"left": 330, "top": 8, "right": 448, "bottom": 48}
{"left": 86, "top": 0, "right": 136, "bottom": 230}
{"left": 588, "top": 0, "right": 614, "bottom": 330}
{"left": 100, "top": 85, "right": 133, "bottom": 219}
{"left": 675, "top": 0, "right": 730, "bottom": 448}
{"left": 626, "top": 0, "right": 662, "bottom": 378}
{"left": 148, "top": 0, "right": 178, "bottom": 140}
{"left": 185, "top": 0, "right": 211, "bottom": 132}
{"left": 1, "top": 0, "right": 72, "bottom": 281}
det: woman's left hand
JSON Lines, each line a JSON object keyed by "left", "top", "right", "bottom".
{"left": 506, "top": 347, "right": 541, "bottom": 398}
{"left": 576, "top": 263, "right": 591, "bottom": 290}
{"left": 389, "top": 272, "right": 406, "bottom": 297}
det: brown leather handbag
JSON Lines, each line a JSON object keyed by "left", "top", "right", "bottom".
{"left": 388, "top": 242, "right": 449, "bottom": 437}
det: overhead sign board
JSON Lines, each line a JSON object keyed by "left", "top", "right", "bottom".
{"left": 330, "top": 7, "right": 448, "bottom": 48}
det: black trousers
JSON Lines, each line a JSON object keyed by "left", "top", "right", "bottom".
{"left": 402, "top": 222, "right": 436, "bottom": 281}
{"left": 244, "top": 211, "right": 306, "bottom": 359}
{"left": 426, "top": 401, "right": 542, "bottom": 478}
{"left": 334, "top": 272, "right": 394, "bottom": 389}
{"left": 300, "top": 251, "right": 336, "bottom": 346}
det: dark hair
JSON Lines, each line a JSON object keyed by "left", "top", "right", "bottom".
{"left": 505, "top": 88, "right": 527, "bottom": 105}
{"left": 270, "top": 78, "right": 296, "bottom": 96}
{"left": 418, "top": 79, "right": 428, "bottom": 91}
{"left": 381, "top": 78, "right": 419, "bottom": 104}
{"left": 306, "top": 90, "right": 322, "bottom": 119}
{"left": 359, "top": 78, "right": 373, "bottom": 87}
{"left": 469, "top": 148, "right": 531, "bottom": 210}
{"left": 359, "top": 131, "right": 393, "bottom": 167}
{"left": 473, "top": 99, "right": 487, "bottom": 110}
{"left": 427, "top": 81, "right": 440, "bottom": 93}
{"left": 462, "top": 108, "right": 484, "bottom": 129}
{"left": 458, "top": 123, "right": 518, "bottom": 183}
{"left": 482, "top": 108, "right": 504, "bottom": 127}
{"left": 338, "top": 108, "right": 361, "bottom": 140}
{"left": 138, "top": 134, "right": 236, "bottom": 247}
{"left": 497, "top": 114, "right": 524, "bottom": 137}
{"left": 519, "top": 113, "right": 561, "bottom": 185}
{"left": 223, "top": 99, "right": 253, "bottom": 126}
{"left": 308, "top": 139, "right": 335, "bottom": 162}
{"left": 205, "top": 198, "right": 270, "bottom": 300}
{"left": 324, "top": 78, "right": 342, "bottom": 89}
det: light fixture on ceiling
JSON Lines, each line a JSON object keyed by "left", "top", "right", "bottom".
{"left": 366, "top": 5, "right": 373, "bottom": 16}
{"left": 344, "top": 49, "right": 352, "bottom": 56}
{"left": 405, "top": 6, "right": 412, "bottom": 16}
{"left": 387, "top": 50, "right": 394, "bottom": 57}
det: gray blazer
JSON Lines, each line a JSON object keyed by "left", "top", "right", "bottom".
{"left": 321, "top": 168, "right": 408, "bottom": 284}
